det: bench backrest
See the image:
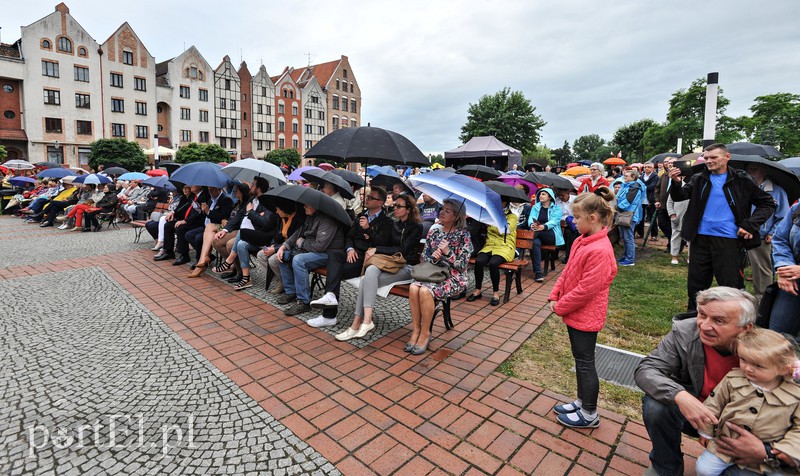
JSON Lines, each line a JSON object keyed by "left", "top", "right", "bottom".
{"left": 515, "top": 229, "right": 534, "bottom": 252}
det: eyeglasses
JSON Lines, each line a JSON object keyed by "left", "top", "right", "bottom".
{"left": 590, "top": 168, "right": 600, "bottom": 171}
{"left": 365, "top": 195, "right": 383, "bottom": 201}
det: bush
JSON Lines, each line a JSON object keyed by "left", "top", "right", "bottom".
{"left": 88, "top": 139, "right": 147, "bottom": 172}
{"left": 265, "top": 148, "right": 301, "bottom": 168}
{"left": 175, "top": 143, "right": 232, "bottom": 164}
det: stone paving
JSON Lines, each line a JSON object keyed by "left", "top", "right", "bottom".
{"left": 0, "top": 216, "right": 704, "bottom": 475}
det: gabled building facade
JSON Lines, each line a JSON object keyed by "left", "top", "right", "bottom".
{"left": 0, "top": 40, "right": 28, "bottom": 161}
{"left": 250, "top": 65, "right": 275, "bottom": 157}
{"left": 272, "top": 69, "right": 302, "bottom": 153}
{"left": 214, "top": 55, "right": 241, "bottom": 160}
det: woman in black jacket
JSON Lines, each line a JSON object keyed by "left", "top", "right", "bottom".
{"left": 335, "top": 193, "right": 423, "bottom": 341}
{"left": 188, "top": 183, "right": 250, "bottom": 278}
{"left": 256, "top": 200, "right": 306, "bottom": 294}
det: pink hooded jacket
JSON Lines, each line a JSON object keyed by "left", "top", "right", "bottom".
{"left": 548, "top": 227, "right": 617, "bottom": 332}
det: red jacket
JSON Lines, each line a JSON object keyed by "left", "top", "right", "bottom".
{"left": 579, "top": 176, "right": 609, "bottom": 194}
{"left": 548, "top": 227, "right": 617, "bottom": 332}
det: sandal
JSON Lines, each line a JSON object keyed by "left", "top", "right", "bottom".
{"left": 213, "top": 261, "right": 233, "bottom": 273}
{"left": 233, "top": 275, "right": 252, "bottom": 291}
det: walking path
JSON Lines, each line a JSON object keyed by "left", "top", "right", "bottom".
{"left": 0, "top": 217, "right": 703, "bottom": 475}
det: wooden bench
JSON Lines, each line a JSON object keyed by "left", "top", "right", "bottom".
{"left": 468, "top": 229, "right": 533, "bottom": 303}
{"left": 130, "top": 202, "right": 169, "bottom": 243}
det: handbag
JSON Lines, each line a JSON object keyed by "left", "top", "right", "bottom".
{"left": 364, "top": 252, "right": 406, "bottom": 274}
{"left": 615, "top": 211, "right": 634, "bottom": 227}
{"left": 756, "top": 282, "right": 780, "bottom": 328}
{"left": 411, "top": 262, "right": 449, "bottom": 283}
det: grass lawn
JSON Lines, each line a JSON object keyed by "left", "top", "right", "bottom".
{"left": 499, "top": 240, "right": 692, "bottom": 420}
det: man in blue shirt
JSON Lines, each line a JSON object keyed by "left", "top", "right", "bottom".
{"left": 669, "top": 144, "right": 776, "bottom": 310}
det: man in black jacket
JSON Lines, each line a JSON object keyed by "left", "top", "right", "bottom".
{"left": 175, "top": 186, "right": 232, "bottom": 266}
{"left": 308, "top": 187, "right": 393, "bottom": 327}
{"left": 668, "top": 143, "right": 775, "bottom": 310}
{"left": 637, "top": 162, "right": 660, "bottom": 239}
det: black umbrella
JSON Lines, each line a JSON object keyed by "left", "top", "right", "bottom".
{"left": 300, "top": 169, "right": 355, "bottom": 199}
{"left": 523, "top": 172, "right": 577, "bottom": 191}
{"left": 304, "top": 126, "right": 429, "bottom": 166}
{"left": 329, "top": 169, "right": 366, "bottom": 189}
{"left": 484, "top": 181, "right": 530, "bottom": 203}
{"left": 691, "top": 154, "right": 800, "bottom": 204}
{"left": 647, "top": 153, "right": 682, "bottom": 164}
{"left": 103, "top": 166, "right": 129, "bottom": 175}
{"left": 456, "top": 164, "right": 502, "bottom": 181}
{"left": 369, "top": 173, "right": 414, "bottom": 196}
{"left": 264, "top": 185, "right": 352, "bottom": 226}
{"left": 158, "top": 161, "right": 182, "bottom": 176}
{"left": 726, "top": 142, "right": 782, "bottom": 159}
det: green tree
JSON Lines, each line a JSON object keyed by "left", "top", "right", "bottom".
{"left": 460, "top": 87, "right": 547, "bottom": 154}
{"left": 427, "top": 153, "right": 444, "bottom": 165}
{"left": 592, "top": 144, "right": 618, "bottom": 163}
{"left": 88, "top": 138, "right": 147, "bottom": 172}
{"left": 0, "top": 145, "right": 7, "bottom": 161}
{"left": 204, "top": 144, "right": 231, "bottom": 163}
{"left": 613, "top": 119, "right": 658, "bottom": 162}
{"left": 550, "top": 140, "right": 573, "bottom": 166}
{"left": 265, "top": 148, "right": 301, "bottom": 168}
{"left": 572, "top": 134, "right": 606, "bottom": 163}
{"left": 522, "top": 145, "right": 551, "bottom": 166}
{"left": 175, "top": 142, "right": 207, "bottom": 163}
{"left": 747, "top": 93, "right": 800, "bottom": 156}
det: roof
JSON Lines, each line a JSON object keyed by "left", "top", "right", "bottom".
{"left": 0, "top": 42, "right": 21, "bottom": 59}
{"left": 0, "top": 129, "right": 29, "bottom": 141}
{"left": 444, "top": 136, "right": 522, "bottom": 160}
{"left": 300, "top": 57, "right": 341, "bottom": 89}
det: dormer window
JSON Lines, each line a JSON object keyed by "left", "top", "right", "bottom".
{"left": 57, "top": 37, "right": 72, "bottom": 53}
{"left": 41, "top": 39, "right": 52, "bottom": 50}
{"left": 122, "top": 50, "right": 134, "bottom": 65}
{"left": 78, "top": 46, "right": 87, "bottom": 57}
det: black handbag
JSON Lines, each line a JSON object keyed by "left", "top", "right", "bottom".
{"left": 756, "top": 282, "right": 780, "bottom": 328}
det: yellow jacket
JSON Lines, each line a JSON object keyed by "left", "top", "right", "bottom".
{"left": 479, "top": 211, "right": 518, "bottom": 262}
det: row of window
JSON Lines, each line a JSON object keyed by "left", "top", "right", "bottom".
{"left": 43, "top": 118, "right": 147, "bottom": 139}
{"left": 40, "top": 37, "right": 87, "bottom": 57}
{"left": 179, "top": 86, "right": 209, "bottom": 101}
{"left": 305, "top": 108, "right": 325, "bottom": 120}
{"left": 43, "top": 62, "right": 146, "bottom": 91}
{"left": 335, "top": 78, "right": 355, "bottom": 94}
{"left": 179, "top": 130, "right": 210, "bottom": 142}
{"left": 332, "top": 117, "right": 358, "bottom": 130}
{"left": 43, "top": 90, "right": 150, "bottom": 115}
{"left": 331, "top": 97, "right": 358, "bottom": 113}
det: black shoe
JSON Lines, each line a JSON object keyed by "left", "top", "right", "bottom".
{"left": 535, "top": 273, "right": 544, "bottom": 283}
{"left": 466, "top": 292, "right": 482, "bottom": 302}
{"left": 490, "top": 297, "right": 500, "bottom": 306}
{"left": 276, "top": 294, "right": 297, "bottom": 305}
{"left": 172, "top": 255, "right": 190, "bottom": 266}
{"left": 220, "top": 270, "right": 237, "bottom": 279}
{"left": 452, "top": 291, "right": 466, "bottom": 300}
{"left": 154, "top": 253, "right": 174, "bottom": 262}
{"left": 189, "top": 261, "right": 197, "bottom": 270}
{"left": 226, "top": 274, "right": 242, "bottom": 283}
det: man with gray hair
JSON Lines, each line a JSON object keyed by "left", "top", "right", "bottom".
{"left": 635, "top": 287, "right": 786, "bottom": 475}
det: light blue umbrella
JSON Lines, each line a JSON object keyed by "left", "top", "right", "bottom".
{"left": 36, "top": 168, "right": 72, "bottom": 179}
{"left": 408, "top": 170, "right": 507, "bottom": 232}
{"left": 73, "top": 174, "right": 112, "bottom": 185}
{"left": 366, "top": 165, "right": 396, "bottom": 177}
{"left": 169, "top": 161, "right": 230, "bottom": 188}
{"left": 117, "top": 172, "right": 149, "bottom": 181}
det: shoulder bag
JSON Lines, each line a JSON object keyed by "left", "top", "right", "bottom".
{"left": 411, "top": 262, "right": 449, "bottom": 283}
{"left": 363, "top": 252, "right": 406, "bottom": 274}
{"left": 614, "top": 211, "right": 634, "bottom": 227}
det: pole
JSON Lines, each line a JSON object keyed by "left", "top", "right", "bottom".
{"left": 676, "top": 132, "right": 683, "bottom": 155}
{"left": 153, "top": 134, "right": 159, "bottom": 166}
{"left": 702, "top": 72, "right": 719, "bottom": 148}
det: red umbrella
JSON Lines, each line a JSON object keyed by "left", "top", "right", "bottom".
{"left": 146, "top": 169, "right": 168, "bottom": 177}
{"left": 318, "top": 162, "right": 335, "bottom": 171}
{"left": 603, "top": 157, "right": 626, "bottom": 166}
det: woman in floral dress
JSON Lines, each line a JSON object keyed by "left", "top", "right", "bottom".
{"left": 407, "top": 198, "right": 473, "bottom": 355}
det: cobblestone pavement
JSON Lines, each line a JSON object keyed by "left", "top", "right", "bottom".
{"left": 0, "top": 266, "right": 339, "bottom": 475}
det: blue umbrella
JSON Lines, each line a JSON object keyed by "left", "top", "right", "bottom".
{"left": 169, "top": 161, "right": 230, "bottom": 188}
{"left": 287, "top": 165, "right": 320, "bottom": 181}
{"left": 143, "top": 176, "right": 177, "bottom": 192}
{"left": 37, "top": 168, "right": 72, "bottom": 179}
{"left": 73, "top": 174, "right": 112, "bottom": 185}
{"left": 408, "top": 170, "right": 507, "bottom": 232}
{"left": 366, "top": 165, "right": 396, "bottom": 177}
{"left": 9, "top": 176, "right": 36, "bottom": 187}
{"left": 117, "top": 172, "right": 149, "bottom": 181}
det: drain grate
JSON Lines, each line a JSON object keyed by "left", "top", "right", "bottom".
{"left": 575, "top": 344, "right": 645, "bottom": 391}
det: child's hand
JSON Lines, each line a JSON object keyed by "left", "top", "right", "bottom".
{"left": 548, "top": 301, "right": 556, "bottom": 313}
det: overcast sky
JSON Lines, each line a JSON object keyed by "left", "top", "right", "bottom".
{"left": 3, "top": 1, "right": 797, "bottom": 154}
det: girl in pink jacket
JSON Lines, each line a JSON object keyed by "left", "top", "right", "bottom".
{"left": 548, "top": 187, "right": 618, "bottom": 428}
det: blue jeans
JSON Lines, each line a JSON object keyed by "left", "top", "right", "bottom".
{"left": 278, "top": 252, "right": 328, "bottom": 304}
{"left": 233, "top": 234, "right": 259, "bottom": 270}
{"left": 619, "top": 225, "right": 635, "bottom": 262}
{"left": 769, "top": 288, "right": 800, "bottom": 338}
{"left": 28, "top": 196, "right": 49, "bottom": 213}
{"left": 532, "top": 229, "right": 555, "bottom": 275}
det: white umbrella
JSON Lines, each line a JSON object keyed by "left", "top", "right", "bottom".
{"left": 3, "top": 160, "right": 35, "bottom": 170}
{"left": 221, "top": 159, "right": 286, "bottom": 188}
{"left": 143, "top": 146, "right": 176, "bottom": 156}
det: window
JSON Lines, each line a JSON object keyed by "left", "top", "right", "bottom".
{"left": 230, "top": 138, "right": 237, "bottom": 149}
{"left": 305, "top": 108, "right": 312, "bottom": 118}
{"left": 122, "top": 50, "right": 134, "bottom": 65}
{"left": 199, "top": 110, "right": 208, "bottom": 122}
{"left": 265, "top": 105, "right": 272, "bottom": 115}
{"left": 225, "top": 79, "right": 231, "bottom": 90}
{"left": 135, "top": 101, "right": 147, "bottom": 115}
{"left": 279, "top": 138, "right": 285, "bottom": 148}
{"left": 305, "top": 124, "right": 313, "bottom": 134}
{"left": 318, "top": 126, "right": 325, "bottom": 135}
{"left": 289, "top": 90, "right": 294, "bottom": 99}
{"left": 3, "top": 84, "right": 14, "bottom": 93}
{"left": 282, "top": 89, "right": 288, "bottom": 98}
{"left": 256, "top": 104, "right": 263, "bottom": 114}
{"left": 256, "top": 140, "right": 263, "bottom": 150}
{"left": 74, "top": 66, "right": 89, "bottom": 82}
{"left": 45, "top": 117, "right": 63, "bottom": 133}
{"left": 157, "top": 105, "right": 163, "bottom": 113}
{"left": 278, "top": 120, "right": 285, "bottom": 132}
{"left": 180, "top": 130, "right": 191, "bottom": 142}
{"left": 180, "top": 108, "right": 190, "bottom": 120}
{"left": 180, "top": 86, "right": 190, "bottom": 98}
{"left": 41, "top": 39, "right": 52, "bottom": 50}
{"left": 220, "top": 117, "right": 227, "bottom": 128}
{"left": 292, "top": 139, "right": 298, "bottom": 149}
{"left": 57, "top": 37, "right": 72, "bottom": 53}
{"left": 111, "top": 98, "right": 124, "bottom": 112}
{"left": 230, "top": 100, "right": 236, "bottom": 111}
{"left": 134, "top": 77, "right": 146, "bottom": 91}
{"left": 318, "top": 111, "right": 325, "bottom": 120}
{"left": 199, "top": 131, "right": 209, "bottom": 143}
{"left": 111, "top": 123, "right": 125, "bottom": 137}
{"left": 78, "top": 47, "right": 87, "bottom": 57}
{"left": 43, "top": 89, "right": 60, "bottom": 105}
{"left": 47, "top": 146, "right": 63, "bottom": 162}
{"left": 350, "top": 83, "right": 354, "bottom": 93}
{"left": 78, "top": 146, "right": 91, "bottom": 164}
{"left": 42, "top": 60, "right": 59, "bottom": 77}
{"left": 261, "top": 86, "right": 266, "bottom": 96}
{"left": 351, "top": 100, "right": 357, "bottom": 113}
{"left": 336, "top": 78, "right": 340, "bottom": 90}
{"left": 199, "top": 89, "right": 208, "bottom": 101}
{"left": 158, "top": 125, "right": 163, "bottom": 132}
{"left": 292, "top": 123, "right": 298, "bottom": 133}
{"left": 343, "top": 69, "right": 348, "bottom": 79}
{"left": 243, "top": 94, "right": 247, "bottom": 102}
{"left": 306, "top": 140, "right": 312, "bottom": 150}
{"left": 4, "top": 110, "right": 15, "bottom": 119}
{"left": 257, "top": 122, "right": 263, "bottom": 132}
{"left": 110, "top": 73, "right": 123, "bottom": 88}
{"left": 351, "top": 119, "right": 357, "bottom": 128}
{"left": 332, "top": 117, "right": 339, "bottom": 130}
{"left": 231, "top": 119, "right": 237, "bottom": 130}
{"left": 136, "top": 125, "right": 148, "bottom": 138}
{"left": 278, "top": 104, "right": 285, "bottom": 114}
{"left": 75, "top": 93, "right": 90, "bottom": 109}
{"left": 342, "top": 97, "right": 348, "bottom": 112}
{"left": 265, "top": 123, "right": 272, "bottom": 133}
{"left": 219, "top": 98, "right": 226, "bottom": 109}
{"left": 219, "top": 137, "right": 227, "bottom": 148}
{"left": 311, "top": 95, "right": 319, "bottom": 104}
{"left": 190, "top": 66, "right": 198, "bottom": 79}
{"left": 332, "top": 96, "right": 339, "bottom": 110}
{"left": 243, "top": 112, "right": 247, "bottom": 120}
{"left": 292, "top": 105, "right": 298, "bottom": 116}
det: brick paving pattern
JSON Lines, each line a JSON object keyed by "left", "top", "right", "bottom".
{"left": 0, "top": 216, "right": 704, "bottom": 474}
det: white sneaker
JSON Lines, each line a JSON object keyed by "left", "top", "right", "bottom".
{"left": 671, "top": 258, "right": 679, "bottom": 265}
{"left": 335, "top": 327, "right": 359, "bottom": 341}
{"left": 310, "top": 292, "right": 338, "bottom": 310}
{"left": 307, "top": 315, "right": 337, "bottom": 328}
{"left": 353, "top": 322, "right": 375, "bottom": 338}
{"left": 58, "top": 224, "right": 69, "bottom": 230}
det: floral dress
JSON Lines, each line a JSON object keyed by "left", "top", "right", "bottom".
{"left": 416, "top": 226, "right": 473, "bottom": 299}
